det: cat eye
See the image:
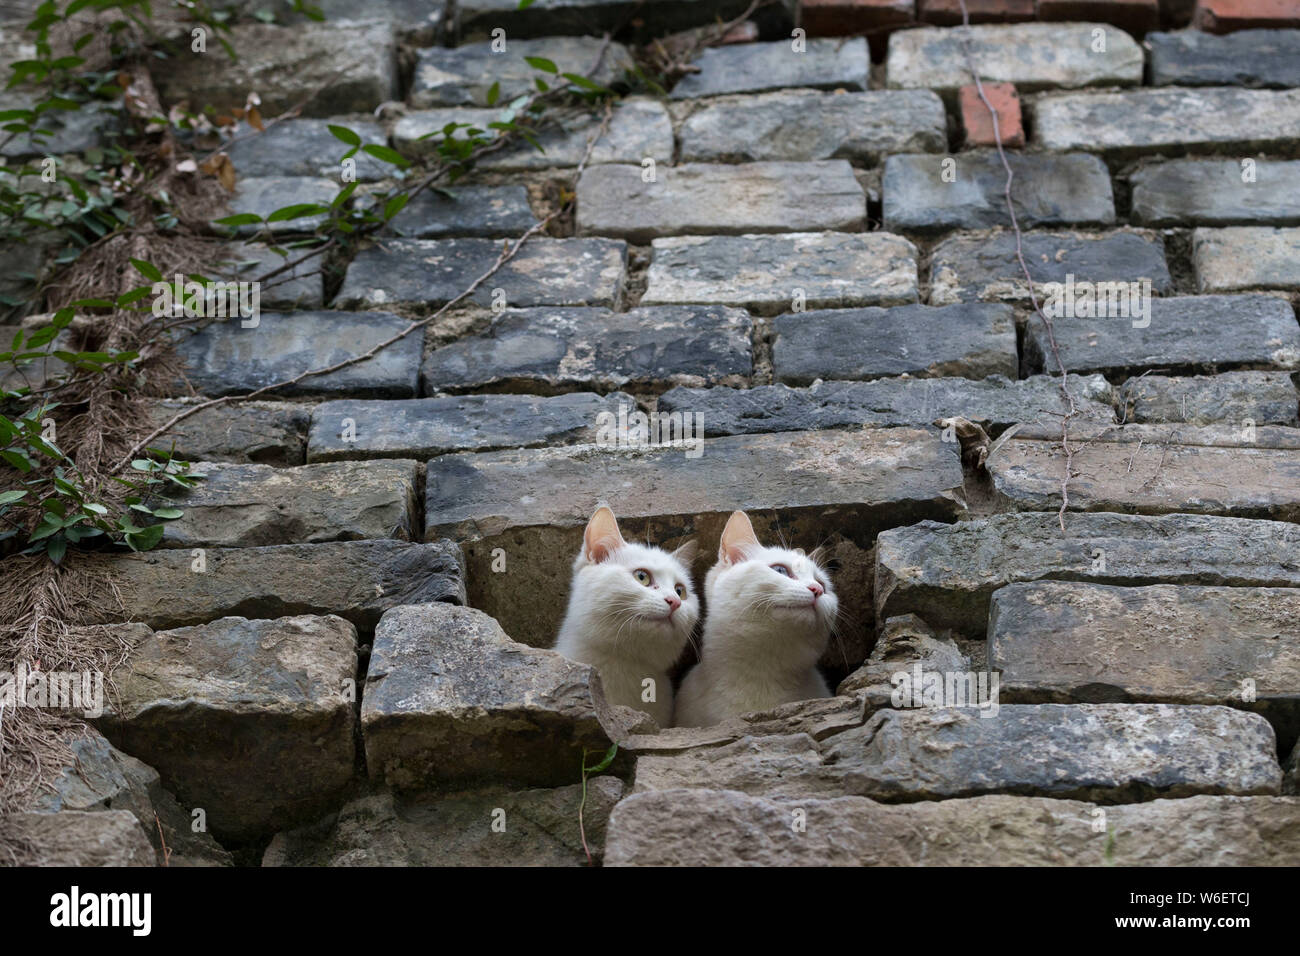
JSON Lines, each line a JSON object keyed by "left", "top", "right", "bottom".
{"left": 674, "top": 584, "right": 687, "bottom": 599}
{"left": 633, "top": 568, "right": 652, "bottom": 586}
{"left": 770, "top": 564, "right": 792, "bottom": 577}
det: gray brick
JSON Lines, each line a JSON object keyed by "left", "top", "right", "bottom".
{"left": 156, "top": 459, "right": 420, "bottom": 549}
{"left": 147, "top": 399, "right": 311, "bottom": 465}
{"left": 217, "top": 176, "right": 337, "bottom": 236}
{"left": 679, "top": 89, "right": 945, "bottom": 164}
{"left": 1023, "top": 294, "right": 1300, "bottom": 377}
{"left": 773, "top": 303, "right": 1018, "bottom": 384}
{"left": 394, "top": 99, "right": 672, "bottom": 171}
{"left": 929, "top": 230, "right": 1172, "bottom": 306}
{"left": 1036, "top": 87, "right": 1300, "bottom": 158}
{"left": 988, "top": 422, "right": 1300, "bottom": 522}
{"left": 576, "top": 161, "right": 866, "bottom": 241}
{"left": 1131, "top": 160, "right": 1300, "bottom": 227}
{"left": 1149, "top": 29, "right": 1300, "bottom": 89}
{"left": 307, "top": 392, "right": 632, "bottom": 461}
{"left": 385, "top": 185, "right": 539, "bottom": 239}
{"left": 642, "top": 231, "right": 918, "bottom": 314}
{"left": 671, "top": 37, "right": 869, "bottom": 99}
{"left": 335, "top": 237, "right": 626, "bottom": 310}
{"left": 876, "top": 511, "right": 1300, "bottom": 636}
{"left": 1192, "top": 227, "right": 1300, "bottom": 292}
{"left": 455, "top": 0, "right": 773, "bottom": 42}
{"left": 883, "top": 152, "right": 1115, "bottom": 233}
{"left": 885, "top": 23, "right": 1143, "bottom": 97}
{"left": 658, "top": 374, "right": 1116, "bottom": 437}
{"left": 215, "top": 243, "right": 322, "bottom": 310}
{"left": 156, "top": 20, "right": 397, "bottom": 118}
{"left": 223, "top": 117, "right": 389, "bottom": 181}
{"left": 173, "top": 310, "right": 422, "bottom": 398}
{"left": 1119, "top": 371, "right": 1299, "bottom": 426}
{"left": 421, "top": 305, "right": 752, "bottom": 393}
{"left": 991, "top": 581, "right": 1300, "bottom": 749}
{"left": 410, "top": 37, "right": 630, "bottom": 108}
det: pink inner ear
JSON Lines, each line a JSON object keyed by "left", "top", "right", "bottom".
{"left": 587, "top": 535, "right": 619, "bottom": 563}
{"left": 719, "top": 511, "right": 760, "bottom": 565}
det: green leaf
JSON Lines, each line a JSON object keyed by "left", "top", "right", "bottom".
{"left": 124, "top": 523, "right": 165, "bottom": 552}
{"left": 327, "top": 124, "right": 361, "bottom": 146}
{"left": 524, "top": 56, "right": 558, "bottom": 74}
{"left": 0, "top": 489, "right": 27, "bottom": 505}
{"left": 561, "top": 73, "right": 612, "bottom": 94}
{"left": 129, "top": 258, "right": 163, "bottom": 282}
{"left": 266, "top": 203, "right": 329, "bottom": 223}
{"left": 332, "top": 181, "right": 358, "bottom": 209}
{"left": 486, "top": 81, "right": 500, "bottom": 106}
{"left": 151, "top": 506, "right": 183, "bottom": 520}
{"left": 212, "top": 213, "right": 264, "bottom": 227}
{"left": 517, "top": 0, "right": 536, "bottom": 9}
{"left": 0, "top": 449, "right": 33, "bottom": 473}
{"left": 361, "top": 144, "right": 410, "bottom": 168}
{"left": 46, "top": 535, "right": 67, "bottom": 563}
{"left": 382, "top": 193, "right": 410, "bottom": 221}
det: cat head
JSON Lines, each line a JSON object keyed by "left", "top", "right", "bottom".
{"left": 704, "top": 510, "right": 838, "bottom": 650}
{"left": 567, "top": 505, "right": 700, "bottom": 663}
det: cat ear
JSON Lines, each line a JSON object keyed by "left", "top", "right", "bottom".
{"left": 583, "top": 505, "right": 626, "bottom": 563}
{"left": 673, "top": 539, "right": 698, "bottom": 567}
{"left": 718, "top": 510, "right": 759, "bottom": 566}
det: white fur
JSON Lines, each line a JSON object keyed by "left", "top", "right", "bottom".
{"left": 675, "top": 525, "right": 836, "bottom": 727}
{"left": 554, "top": 515, "right": 698, "bottom": 728}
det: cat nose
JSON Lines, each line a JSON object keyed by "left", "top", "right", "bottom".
{"left": 808, "top": 583, "right": 824, "bottom": 598}
{"left": 664, "top": 594, "right": 681, "bottom": 612}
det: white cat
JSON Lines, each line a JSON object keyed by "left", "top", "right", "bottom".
{"left": 554, "top": 505, "right": 699, "bottom": 728}
{"left": 675, "top": 510, "right": 837, "bottom": 727}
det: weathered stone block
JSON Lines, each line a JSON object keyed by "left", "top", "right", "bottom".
{"left": 361, "top": 602, "right": 619, "bottom": 789}
{"left": 678, "top": 89, "right": 946, "bottom": 163}
{"left": 157, "top": 20, "right": 397, "bottom": 117}
{"left": 1149, "top": 29, "right": 1300, "bottom": 88}
{"left": 773, "top": 302, "right": 1018, "bottom": 384}
{"left": 876, "top": 511, "right": 1300, "bottom": 635}
{"left": 883, "top": 152, "right": 1115, "bottom": 233}
{"left": 1131, "top": 160, "right": 1300, "bottom": 227}
{"left": 263, "top": 779, "right": 625, "bottom": 866}
{"left": 99, "top": 614, "right": 358, "bottom": 840}
{"left": 385, "top": 184, "right": 538, "bottom": 239}
{"left": 1192, "top": 226, "right": 1300, "bottom": 292}
{"left": 575, "top": 161, "right": 866, "bottom": 241}
{"left": 642, "top": 231, "right": 918, "bottom": 314}
{"left": 885, "top": 23, "right": 1143, "bottom": 97}
{"left": 421, "top": 305, "right": 751, "bottom": 393}
{"left": 155, "top": 458, "right": 420, "bottom": 548}
{"left": 307, "top": 392, "right": 630, "bottom": 461}
{"left": 604, "top": 791, "right": 1300, "bottom": 865}
{"left": 1023, "top": 293, "right": 1300, "bottom": 377}
{"left": 97, "top": 539, "right": 464, "bottom": 632}
{"left": 990, "top": 581, "right": 1300, "bottom": 749}
{"left": 988, "top": 422, "right": 1300, "bottom": 521}
{"left": 410, "top": 37, "right": 630, "bottom": 107}
{"left": 929, "top": 230, "right": 1172, "bottom": 306}
{"left": 173, "top": 310, "right": 422, "bottom": 398}
{"left": 1119, "top": 371, "right": 1299, "bottom": 425}
{"left": 223, "top": 117, "right": 389, "bottom": 181}
{"left": 1036, "top": 87, "right": 1300, "bottom": 158}
{"left": 670, "top": 37, "right": 870, "bottom": 98}
{"left": 0, "top": 811, "right": 156, "bottom": 866}
{"left": 658, "top": 374, "right": 1116, "bottom": 437}
{"left": 335, "top": 238, "right": 626, "bottom": 310}
{"left": 146, "top": 400, "right": 311, "bottom": 465}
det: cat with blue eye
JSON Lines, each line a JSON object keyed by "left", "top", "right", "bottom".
{"left": 675, "top": 510, "right": 837, "bottom": 727}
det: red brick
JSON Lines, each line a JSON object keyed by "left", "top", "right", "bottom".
{"left": 800, "top": 0, "right": 916, "bottom": 36}
{"left": 1196, "top": 0, "right": 1300, "bottom": 31}
{"left": 918, "top": 0, "right": 1035, "bottom": 23}
{"left": 959, "top": 82, "right": 1025, "bottom": 148}
{"left": 1038, "top": 0, "right": 1161, "bottom": 30}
